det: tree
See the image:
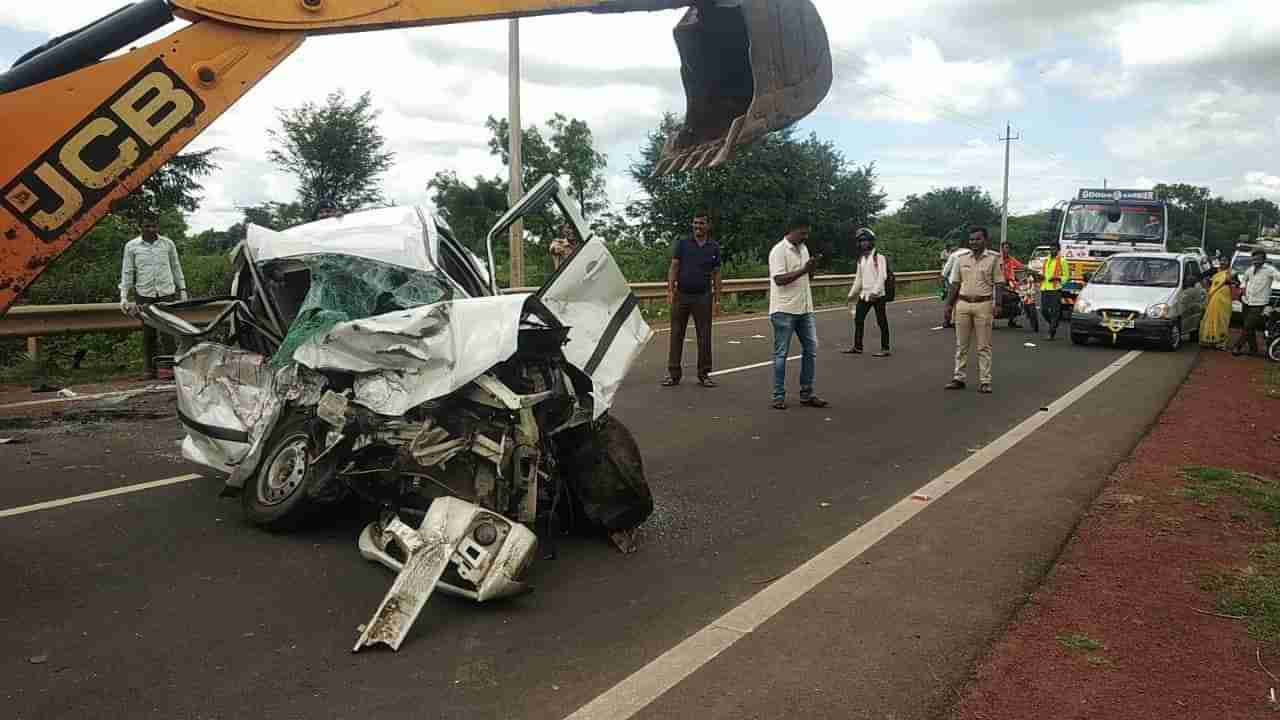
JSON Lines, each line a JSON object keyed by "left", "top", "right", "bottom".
{"left": 486, "top": 113, "right": 609, "bottom": 217}
{"left": 426, "top": 171, "right": 509, "bottom": 255}
{"left": 112, "top": 148, "right": 219, "bottom": 223}
{"left": 240, "top": 201, "right": 308, "bottom": 232}
{"left": 268, "top": 91, "right": 394, "bottom": 213}
{"left": 629, "top": 114, "right": 886, "bottom": 269}
{"left": 1154, "top": 183, "right": 1279, "bottom": 257}
{"left": 896, "top": 186, "right": 1000, "bottom": 241}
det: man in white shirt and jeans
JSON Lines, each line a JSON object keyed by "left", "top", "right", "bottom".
{"left": 120, "top": 213, "right": 188, "bottom": 378}
{"left": 768, "top": 217, "right": 828, "bottom": 410}
{"left": 1232, "top": 249, "right": 1280, "bottom": 357}
{"left": 843, "top": 227, "right": 891, "bottom": 357}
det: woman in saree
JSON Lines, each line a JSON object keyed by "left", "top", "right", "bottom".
{"left": 1200, "top": 258, "right": 1236, "bottom": 349}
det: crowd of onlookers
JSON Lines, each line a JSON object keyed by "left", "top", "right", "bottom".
{"left": 660, "top": 212, "right": 1280, "bottom": 406}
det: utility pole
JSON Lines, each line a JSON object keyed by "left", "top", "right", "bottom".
{"left": 507, "top": 18, "right": 524, "bottom": 289}
{"left": 999, "top": 122, "right": 1019, "bottom": 247}
{"left": 1200, "top": 189, "right": 1209, "bottom": 250}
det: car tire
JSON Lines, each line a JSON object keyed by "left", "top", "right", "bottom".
{"left": 1071, "top": 332, "right": 1088, "bottom": 346}
{"left": 1161, "top": 322, "right": 1183, "bottom": 352}
{"left": 554, "top": 415, "right": 653, "bottom": 534}
{"left": 242, "top": 414, "right": 319, "bottom": 531}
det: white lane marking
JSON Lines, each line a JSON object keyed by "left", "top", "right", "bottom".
{"left": 654, "top": 296, "right": 935, "bottom": 333}
{"left": 708, "top": 356, "right": 799, "bottom": 377}
{"left": 0, "top": 384, "right": 174, "bottom": 411}
{"left": 0, "top": 474, "right": 203, "bottom": 519}
{"left": 564, "top": 350, "right": 1145, "bottom": 720}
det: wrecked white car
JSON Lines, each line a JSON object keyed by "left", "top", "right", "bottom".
{"left": 141, "top": 177, "right": 654, "bottom": 651}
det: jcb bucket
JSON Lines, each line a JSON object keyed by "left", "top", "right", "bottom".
{"left": 656, "top": 0, "right": 833, "bottom": 175}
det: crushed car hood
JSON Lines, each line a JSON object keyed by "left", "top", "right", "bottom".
{"left": 292, "top": 293, "right": 531, "bottom": 417}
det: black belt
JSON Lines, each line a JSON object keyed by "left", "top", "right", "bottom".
{"left": 959, "top": 294, "right": 992, "bottom": 303}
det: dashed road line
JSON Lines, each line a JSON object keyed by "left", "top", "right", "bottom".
{"left": 0, "top": 474, "right": 203, "bottom": 519}
{"left": 563, "top": 350, "right": 1145, "bottom": 720}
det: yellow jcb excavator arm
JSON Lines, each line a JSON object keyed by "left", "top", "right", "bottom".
{"left": 0, "top": 0, "right": 831, "bottom": 313}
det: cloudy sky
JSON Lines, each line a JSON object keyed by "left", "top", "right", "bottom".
{"left": 2, "top": 0, "right": 1277, "bottom": 232}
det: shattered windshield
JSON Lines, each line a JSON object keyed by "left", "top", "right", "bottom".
{"left": 267, "top": 254, "right": 453, "bottom": 366}
{"left": 1089, "top": 257, "right": 1181, "bottom": 288}
{"left": 1063, "top": 204, "right": 1163, "bottom": 239}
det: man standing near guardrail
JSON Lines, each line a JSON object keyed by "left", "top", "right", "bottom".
{"left": 120, "top": 212, "right": 187, "bottom": 380}
{"left": 843, "top": 227, "right": 891, "bottom": 357}
{"left": 663, "top": 210, "right": 722, "bottom": 387}
{"left": 945, "top": 226, "right": 1005, "bottom": 394}
{"left": 768, "top": 217, "right": 828, "bottom": 409}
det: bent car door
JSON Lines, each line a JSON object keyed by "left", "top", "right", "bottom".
{"left": 486, "top": 176, "right": 653, "bottom": 417}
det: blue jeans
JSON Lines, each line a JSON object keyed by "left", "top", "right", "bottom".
{"left": 770, "top": 312, "right": 818, "bottom": 401}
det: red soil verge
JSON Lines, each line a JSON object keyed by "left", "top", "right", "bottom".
{"left": 955, "top": 351, "right": 1280, "bottom": 719}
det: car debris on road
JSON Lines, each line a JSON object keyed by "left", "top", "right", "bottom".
{"left": 141, "top": 177, "right": 656, "bottom": 652}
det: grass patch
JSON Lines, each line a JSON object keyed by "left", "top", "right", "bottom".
{"left": 1056, "top": 633, "right": 1103, "bottom": 652}
{"left": 1180, "top": 466, "right": 1280, "bottom": 526}
{"left": 1182, "top": 465, "right": 1280, "bottom": 645}
{"left": 1086, "top": 654, "right": 1116, "bottom": 668}
{"left": 1264, "top": 365, "right": 1280, "bottom": 400}
{"left": 1212, "top": 545, "right": 1280, "bottom": 644}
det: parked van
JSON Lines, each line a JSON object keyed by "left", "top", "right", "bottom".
{"left": 1069, "top": 252, "right": 1207, "bottom": 351}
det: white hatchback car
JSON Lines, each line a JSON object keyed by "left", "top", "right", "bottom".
{"left": 1069, "top": 252, "right": 1208, "bottom": 351}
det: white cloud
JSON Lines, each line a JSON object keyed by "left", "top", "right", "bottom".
{"left": 1038, "top": 58, "right": 1138, "bottom": 100}
{"left": 1103, "top": 85, "right": 1275, "bottom": 163}
{"left": 838, "top": 36, "right": 1021, "bottom": 124}
{"left": 1237, "top": 171, "right": 1280, "bottom": 200}
{"left": 1107, "top": 0, "right": 1280, "bottom": 69}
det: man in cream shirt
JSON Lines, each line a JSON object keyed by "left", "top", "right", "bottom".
{"left": 768, "top": 217, "right": 828, "bottom": 409}
{"left": 120, "top": 213, "right": 187, "bottom": 379}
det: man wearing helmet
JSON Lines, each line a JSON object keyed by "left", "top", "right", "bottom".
{"left": 843, "top": 227, "right": 892, "bottom": 357}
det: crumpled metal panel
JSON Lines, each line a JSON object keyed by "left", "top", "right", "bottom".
{"left": 174, "top": 343, "right": 277, "bottom": 472}
{"left": 246, "top": 206, "right": 435, "bottom": 272}
{"left": 353, "top": 498, "right": 536, "bottom": 652}
{"left": 290, "top": 294, "right": 531, "bottom": 417}
{"left": 536, "top": 239, "right": 653, "bottom": 417}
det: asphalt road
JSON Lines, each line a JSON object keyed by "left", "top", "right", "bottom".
{"left": 0, "top": 298, "right": 1198, "bottom": 720}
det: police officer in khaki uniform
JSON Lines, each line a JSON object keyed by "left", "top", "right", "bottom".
{"left": 943, "top": 226, "right": 1006, "bottom": 394}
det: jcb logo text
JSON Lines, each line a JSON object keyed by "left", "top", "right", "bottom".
{"left": 2, "top": 59, "right": 204, "bottom": 240}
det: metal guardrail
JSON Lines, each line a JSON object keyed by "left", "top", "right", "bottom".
{"left": 0, "top": 272, "right": 941, "bottom": 344}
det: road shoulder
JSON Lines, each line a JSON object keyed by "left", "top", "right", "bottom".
{"left": 954, "top": 352, "right": 1280, "bottom": 719}
{"left": 624, "top": 348, "right": 1198, "bottom": 720}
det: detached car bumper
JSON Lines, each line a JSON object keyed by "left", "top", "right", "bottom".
{"left": 1070, "top": 313, "right": 1175, "bottom": 343}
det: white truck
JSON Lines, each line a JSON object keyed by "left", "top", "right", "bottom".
{"left": 1058, "top": 188, "right": 1169, "bottom": 274}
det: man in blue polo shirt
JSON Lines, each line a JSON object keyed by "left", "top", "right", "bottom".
{"left": 663, "top": 209, "right": 722, "bottom": 387}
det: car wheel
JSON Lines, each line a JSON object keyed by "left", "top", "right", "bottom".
{"left": 242, "top": 414, "right": 318, "bottom": 531}
{"left": 1071, "top": 333, "right": 1088, "bottom": 346}
{"left": 1161, "top": 322, "right": 1183, "bottom": 352}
